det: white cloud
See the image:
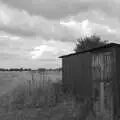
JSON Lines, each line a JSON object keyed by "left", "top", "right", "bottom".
{"left": 0, "top": 2, "right": 55, "bottom": 37}
{"left": 60, "top": 19, "right": 119, "bottom": 39}
{"left": 0, "top": 2, "right": 75, "bottom": 41}
{"left": 0, "top": 34, "right": 22, "bottom": 41}
{"left": 60, "top": 19, "right": 93, "bottom": 38}
{"left": 0, "top": 1, "right": 119, "bottom": 43}
{"left": 1, "top": 0, "right": 120, "bottom": 68}
{"left": 30, "top": 40, "right": 75, "bottom": 60}
{"left": 30, "top": 45, "right": 57, "bottom": 59}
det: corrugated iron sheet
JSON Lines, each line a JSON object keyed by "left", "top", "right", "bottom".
{"left": 62, "top": 52, "right": 92, "bottom": 98}
{"left": 62, "top": 47, "right": 116, "bottom": 98}
{"left": 61, "top": 46, "right": 120, "bottom": 119}
{"left": 91, "top": 51, "right": 114, "bottom": 82}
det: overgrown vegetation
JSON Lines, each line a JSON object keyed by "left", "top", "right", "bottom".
{"left": 0, "top": 71, "right": 87, "bottom": 120}
{"left": 74, "top": 34, "right": 108, "bottom": 53}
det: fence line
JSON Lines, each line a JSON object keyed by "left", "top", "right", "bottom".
{"left": 0, "top": 71, "right": 62, "bottom": 111}
{"left": 22, "top": 71, "right": 63, "bottom": 107}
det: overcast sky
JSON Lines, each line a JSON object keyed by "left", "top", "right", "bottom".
{"left": 0, "top": 0, "right": 120, "bottom": 68}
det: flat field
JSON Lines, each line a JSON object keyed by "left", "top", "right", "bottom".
{"left": 0, "top": 71, "right": 62, "bottom": 96}
{"left": 0, "top": 71, "right": 94, "bottom": 120}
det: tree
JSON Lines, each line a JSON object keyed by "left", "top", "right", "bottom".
{"left": 74, "top": 35, "right": 108, "bottom": 53}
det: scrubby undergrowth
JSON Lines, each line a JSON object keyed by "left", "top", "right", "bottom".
{"left": 0, "top": 79, "right": 91, "bottom": 120}
{"left": 0, "top": 91, "right": 83, "bottom": 120}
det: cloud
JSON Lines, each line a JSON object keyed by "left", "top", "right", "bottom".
{"left": 60, "top": 20, "right": 93, "bottom": 37}
{"left": 0, "top": 2, "right": 74, "bottom": 41}
{"left": 0, "top": 32, "right": 36, "bottom": 62}
{"left": 30, "top": 45, "right": 56, "bottom": 59}
{"left": 0, "top": 2, "right": 45, "bottom": 37}
{"left": 0, "top": 1, "right": 120, "bottom": 43}
{"left": 0, "top": 32, "right": 65, "bottom": 68}
{"left": 2, "top": 0, "right": 95, "bottom": 19}
{"left": 2, "top": 0, "right": 120, "bottom": 20}
{"left": 1, "top": 0, "right": 120, "bottom": 68}
{"left": 0, "top": 52, "right": 21, "bottom": 60}
{"left": 0, "top": 26, "right": 37, "bottom": 37}
{"left": 60, "top": 19, "right": 120, "bottom": 41}
{"left": 30, "top": 40, "right": 75, "bottom": 60}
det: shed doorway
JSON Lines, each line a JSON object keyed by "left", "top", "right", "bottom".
{"left": 92, "top": 81, "right": 113, "bottom": 120}
{"left": 92, "top": 52, "right": 114, "bottom": 120}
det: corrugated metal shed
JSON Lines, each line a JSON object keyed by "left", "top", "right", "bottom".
{"left": 60, "top": 43, "right": 120, "bottom": 99}
{"left": 60, "top": 42, "right": 120, "bottom": 120}
{"left": 62, "top": 51, "right": 92, "bottom": 98}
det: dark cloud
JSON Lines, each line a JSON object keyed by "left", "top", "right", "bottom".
{"left": 0, "top": 26, "right": 37, "bottom": 37}
{"left": 0, "top": 0, "right": 119, "bottom": 42}
{"left": 2, "top": 0, "right": 109, "bottom": 19}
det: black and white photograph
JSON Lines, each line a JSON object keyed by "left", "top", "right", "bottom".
{"left": 0, "top": 0, "right": 119, "bottom": 120}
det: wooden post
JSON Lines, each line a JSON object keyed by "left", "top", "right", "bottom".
{"left": 98, "top": 53, "right": 104, "bottom": 120}
{"left": 100, "top": 82, "right": 104, "bottom": 120}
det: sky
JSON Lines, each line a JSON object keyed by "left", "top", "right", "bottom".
{"left": 0, "top": 0, "right": 120, "bottom": 68}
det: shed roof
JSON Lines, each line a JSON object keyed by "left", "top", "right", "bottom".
{"left": 59, "top": 43, "right": 120, "bottom": 58}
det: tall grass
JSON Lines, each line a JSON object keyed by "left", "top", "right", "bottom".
{"left": 0, "top": 71, "right": 91, "bottom": 120}
{"left": 0, "top": 71, "right": 64, "bottom": 111}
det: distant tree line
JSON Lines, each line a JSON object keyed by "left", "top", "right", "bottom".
{"left": 47, "top": 68, "right": 62, "bottom": 71}
{"left": 0, "top": 68, "right": 32, "bottom": 72}
{"left": 0, "top": 67, "right": 62, "bottom": 72}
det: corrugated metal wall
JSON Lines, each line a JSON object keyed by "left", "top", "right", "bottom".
{"left": 91, "top": 49, "right": 115, "bottom": 82}
{"left": 62, "top": 47, "right": 116, "bottom": 99}
{"left": 62, "top": 46, "right": 120, "bottom": 119}
{"left": 113, "top": 47, "right": 120, "bottom": 118}
{"left": 62, "top": 52, "right": 92, "bottom": 98}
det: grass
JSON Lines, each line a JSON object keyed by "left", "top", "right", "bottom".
{"left": 0, "top": 95, "right": 82, "bottom": 120}
{"left": 0, "top": 71, "right": 91, "bottom": 120}
{"left": 0, "top": 71, "right": 62, "bottom": 108}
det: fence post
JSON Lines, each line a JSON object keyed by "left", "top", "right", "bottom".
{"left": 99, "top": 82, "right": 104, "bottom": 120}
